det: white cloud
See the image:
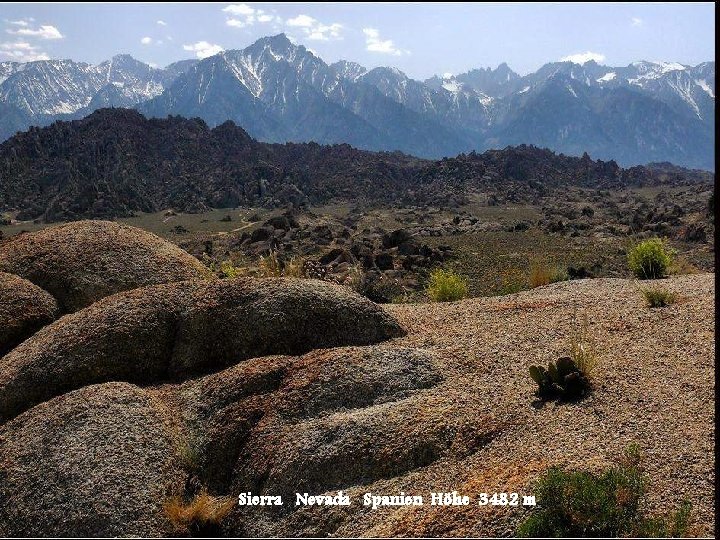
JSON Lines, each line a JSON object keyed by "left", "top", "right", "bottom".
{"left": 223, "top": 4, "right": 255, "bottom": 16}
{"left": 157, "top": 20, "right": 167, "bottom": 26}
{"left": 286, "top": 14, "right": 316, "bottom": 27}
{"left": 8, "top": 20, "right": 30, "bottom": 27}
{"left": 223, "top": 4, "right": 282, "bottom": 29}
{"left": 225, "top": 19, "right": 252, "bottom": 28}
{"left": 8, "top": 24, "right": 64, "bottom": 40}
{"left": 285, "top": 14, "right": 343, "bottom": 41}
{"left": 631, "top": 17, "right": 643, "bottom": 27}
{"left": 140, "top": 36, "right": 153, "bottom": 45}
{"left": 0, "top": 41, "right": 49, "bottom": 61}
{"left": 183, "top": 40, "right": 224, "bottom": 59}
{"left": 560, "top": 51, "right": 606, "bottom": 64}
{"left": 363, "top": 27, "right": 406, "bottom": 56}
{"left": 308, "top": 23, "right": 342, "bottom": 41}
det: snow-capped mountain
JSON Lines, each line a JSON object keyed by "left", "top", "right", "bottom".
{"left": 140, "top": 34, "right": 467, "bottom": 157}
{"left": 0, "top": 54, "right": 193, "bottom": 139}
{"left": 0, "top": 34, "right": 714, "bottom": 169}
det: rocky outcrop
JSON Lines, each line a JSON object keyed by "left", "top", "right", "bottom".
{"left": 0, "top": 220, "right": 213, "bottom": 312}
{"left": 0, "top": 278, "right": 404, "bottom": 423}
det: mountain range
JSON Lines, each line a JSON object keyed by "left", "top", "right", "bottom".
{"left": 0, "top": 34, "right": 714, "bottom": 169}
{"left": 0, "top": 108, "right": 712, "bottom": 223}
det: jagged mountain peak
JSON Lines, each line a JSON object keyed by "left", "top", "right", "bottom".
{"left": 243, "top": 33, "right": 302, "bottom": 61}
{"left": 364, "top": 66, "right": 409, "bottom": 81}
{"left": 108, "top": 53, "right": 141, "bottom": 63}
{"left": 330, "top": 60, "right": 367, "bottom": 81}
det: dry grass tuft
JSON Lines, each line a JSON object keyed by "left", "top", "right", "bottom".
{"left": 164, "top": 489, "right": 235, "bottom": 534}
{"left": 568, "top": 307, "right": 598, "bottom": 378}
{"left": 668, "top": 255, "right": 700, "bottom": 276}
{"left": 529, "top": 259, "right": 568, "bottom": 288}
{"left": 257, "top": 251, "right": 282, "bottom": 277}
{"left": 282, "top": 256, "right": 306, "bottom": 278}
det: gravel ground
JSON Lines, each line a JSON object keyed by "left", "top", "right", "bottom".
{"left": 360, "top": 273, "right": 716, "bottom": 537}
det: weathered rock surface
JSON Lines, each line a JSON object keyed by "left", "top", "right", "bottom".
{"left": 153, "top": 344, "right": 457, "bottom": 535}
{"left": 0, "top": 271, "right": 58, "bottom": 355}
{"left": 0, "top": 220, "right": 213, "bottom": 312}
{"left": 0, "top": 382, "right": 182, "bottom": 537}
{"left": 0, "top": 278, "right": 404, "bottom": 423}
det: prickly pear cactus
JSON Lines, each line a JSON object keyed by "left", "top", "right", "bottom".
{"left": 529, "top": 357, "right": 589, "bottom": 401}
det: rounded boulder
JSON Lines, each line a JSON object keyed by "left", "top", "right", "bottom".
{"left": 0, "top": 382, "right": 182, "bottom": 537}
{"left": 0, "top": 272, "right": 58, "bottom": 355}
{"left": 0, "top": 220, "right": 213, "bottom": 312}
{"left": 0, "top": 278, "right": 404, "bottom": 423}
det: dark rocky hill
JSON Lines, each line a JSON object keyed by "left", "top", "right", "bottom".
{"left": 0, "top": 108, "right": 712, "bottom": 222}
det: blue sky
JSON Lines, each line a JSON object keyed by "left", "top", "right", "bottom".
{"left": 0, "top": 3, "right": 715, "bottom": 78}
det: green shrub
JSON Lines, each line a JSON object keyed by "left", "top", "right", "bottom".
{"left": 219, "top": 260, "right": 242, "bottom": 279}
{"left": 177, "top": 432, "right": 203, "bottom": 474}
{"left": 426, "top": 269, "right": 468, "bottom": 302}
{"left": 627, "top": 238, "right": 673, "bottom": 279}
{"left": 517, "top": 445, "right": 692, "bottom": 538}
{"left": 635, "top": 500, "right": 693, "bottom": 538}
{"left": 641, "top": 287, "right": 677, "bottom": 308}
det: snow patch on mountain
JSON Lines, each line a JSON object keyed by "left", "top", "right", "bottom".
{"left": 442, "top": 79, "right": 460, "bottom": 92}
{"left": 695, "top": 79, "right": 714, "bottom": 98}
{"left": 597, "top": 72, "right": 616, "bottom": 82}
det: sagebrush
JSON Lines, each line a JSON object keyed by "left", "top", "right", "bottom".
{"left": 426, "top": 269, "right": 468, "bottom": 302}
{"left": 641, "top": 287, "right": 677, "bottom": 308}
{"left": 627, "top": 238, "right": 673, "bottom": 279}
{"left": 517, "top": 445, "right": 692, "bottom": 538}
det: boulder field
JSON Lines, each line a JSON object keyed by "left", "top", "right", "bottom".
{"left": 0, "top": 219, "right": 430, "bottom": 537}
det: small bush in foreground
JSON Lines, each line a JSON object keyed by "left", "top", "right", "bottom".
{"left": 641, "top": 287, "right": 677, "bottom": 308}
{"left": 517, "top": 445, "right": 692, "bottom": 538}
{"left": 528, "top": 357, "right": 589, "bottom": 401}
{"left": 627, "top": 238, "right": 673, "bottom": 280}
{"left": 164, "top": 489, "right": 234, "bottom": 536}
{"left": 426, "top": 269, "right": 468, "bottom": 302}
